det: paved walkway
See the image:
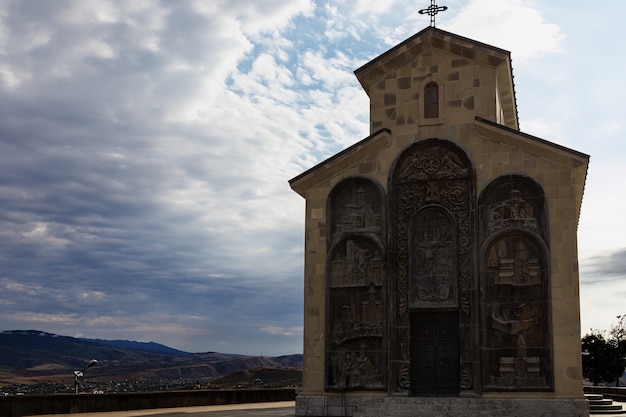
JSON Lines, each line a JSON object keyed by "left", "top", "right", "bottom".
{"left": 37, "top": 401, "right": 296, "bottom": 417}
{"left": 35, "top": 399, "right": 626, "bottom": 417}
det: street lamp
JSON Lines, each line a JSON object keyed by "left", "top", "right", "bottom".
{"left": 615, "top": 315, "right": 626, "bottom": 387}
{"left": 73, "top": 359, "right": 98, "bottom": 394}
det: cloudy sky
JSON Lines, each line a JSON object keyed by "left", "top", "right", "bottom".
{"left": 0, "top": 0, "right": 624, "bottom": 356}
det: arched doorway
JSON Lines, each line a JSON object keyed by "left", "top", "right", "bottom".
{"left": 389, "top": 139, "right": 474, "bottom": 396}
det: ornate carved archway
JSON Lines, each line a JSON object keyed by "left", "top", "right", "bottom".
{"left": 389, "top": 139, "right": 475, "bottom": 395}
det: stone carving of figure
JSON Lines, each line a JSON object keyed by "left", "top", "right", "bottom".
{"left": 356, "top": 343, "right": 378, "bottom": 386}
{"left": 331, "top": 240, "right": 383, "bottom": 288}
{"left": 362, "top": 284, "right": 382, "bottom": 324}
{"left": 337, "top": 343, "right": 380, "bottom": 389}
{"left": 412, "top": 210, "right": 454, "bottom": 304}
{"left": 492, "top": 239, "right": 540, "bottom": 286}
{"left": 491, "top": 302, "right": 537, "bottom": 355}
{"left": 343, "top": 351, "right": 358, "bottom": 387}
{"left": 336, "top": 187, "right": 380, "bottom": 233}
{"left": 491, "top": 300, "right": 544, "bottom": 385}
{"left": 342, "top": 301, "right": 354, "bottom": 321}
{"left": 397, "top": 146, "right": 468, "bottom": 182}
{"left": 487, "top": 189, "right": 537, "bottom": 235}
{"left": 512, "top": 241, "right": 531, "bottom": 284}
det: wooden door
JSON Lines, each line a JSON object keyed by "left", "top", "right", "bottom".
{"left": 410, "top": 311, "right": 460, "bottom": 396}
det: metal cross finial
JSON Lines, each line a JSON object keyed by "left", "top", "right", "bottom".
{"left": 419, "top": 0, "right": 448, "bottom": 27}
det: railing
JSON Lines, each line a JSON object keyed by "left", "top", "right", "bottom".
{"left": 0, "top": 388, "right": 297, "bottom": 417}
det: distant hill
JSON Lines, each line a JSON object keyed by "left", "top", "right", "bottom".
{"left": 0, "top": 330, "right": 167, "bottom": 371}
{"left": 0, "top": 330, "right": 302, "bottom": 386}
{"left": 212, "top": 366, "right": 302, "bottom": 388}
{"left": 80, "top": 337, "right": 190, "bottom": 356}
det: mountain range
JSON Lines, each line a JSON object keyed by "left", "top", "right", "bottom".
{"left": 0, "top": 330, "right": 302, "bottom": 386}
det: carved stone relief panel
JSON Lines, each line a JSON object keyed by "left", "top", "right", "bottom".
{"left": 479, "top": 176, "right": 546, "bottom": 242}
{"left": 390, "top": 139, "right": 474, "bottom": 394}
{"left": 329, "top": 238, "right": 383, "bottom": 289}
{"left": 409, "top": 207, "right": 456, "bottom": 308}
{"left": 326, "top": 237, "right": 385, "bottom": 390}
{"left": 329, "top": 178, "right": 384, "bottom": 245}
{"left": 481, "top": 234, "right": 551, "bottom": 390}
{"left": 479, "top": 176, "right": 552, "bottom": 391}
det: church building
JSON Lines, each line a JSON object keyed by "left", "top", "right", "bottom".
{"left": 289, "top": 24, "right": 589, "bottom": 417}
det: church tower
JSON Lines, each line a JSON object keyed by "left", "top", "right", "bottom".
{"left": 290, "top": 24, "right": 589, "bottom": 417}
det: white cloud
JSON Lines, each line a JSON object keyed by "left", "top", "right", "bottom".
{"left": 446, "top": 0, "right": 564, "bottom": 64}
{"left": 0, "top": 0, "right": 624, "bottom": 355}
{"left": 0, "top": 65, "right": 27, "bottom": 88}
{"left": 599, "top": 122, "right": 624, "bottom": 136}
{"left": 580, "top": 279, "right": 626, "bottom": 335}
{"left": 260, "top": 325, "right": 304, "bottom": 337}
{"left": 4, "top": 312, "right": 80, "bottom": 324}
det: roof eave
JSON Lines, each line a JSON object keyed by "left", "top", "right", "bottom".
{"left": 289, "top": 128, "right": 392, "bottom": 197}
{"left": 475, "top": 116, "right": 590, "bottom": 223}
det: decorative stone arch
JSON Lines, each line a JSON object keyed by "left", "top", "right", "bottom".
{"left": 325, "top": 176, "right": 387, "bottom": 391}
{"left": 478, "top": 175, "right": 552, "bottom": 391}
{"left": 327, "top": 176, "right": 386, "bottom": 248}
{"left": 478, "top": 175, "right": 548, "bottom": 243}
{"left": 388, "top": 138, "right": 475, "bottom": 395}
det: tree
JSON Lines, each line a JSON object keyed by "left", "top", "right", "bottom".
{"left": 582, "top": 331, "right": 614, "bottom": 386}
{"left": 582, "top": 316, "right": 626, "bottom": 387}
{"left": 608, "top": 315, "right": 626, "bottom": 387}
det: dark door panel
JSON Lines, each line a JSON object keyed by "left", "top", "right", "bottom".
{"left": 410, "top": 311, "right": 460, "bottom": 396}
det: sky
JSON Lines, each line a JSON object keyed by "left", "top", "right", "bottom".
{"left": 0, "top": 0, "right": 624, "bottom": 356}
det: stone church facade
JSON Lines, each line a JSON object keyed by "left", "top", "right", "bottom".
{"left": 290, "top": 27, "right": 589, "bottom": 417}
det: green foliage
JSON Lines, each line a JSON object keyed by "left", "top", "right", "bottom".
{"left": 582, "top": 316, "right": 626, "bottom": 387}
{"left": 609, "top": 315, "right": 626, "bottom": 386}
{"left": 582, "top": 331, "right": 614, "bottom": 385}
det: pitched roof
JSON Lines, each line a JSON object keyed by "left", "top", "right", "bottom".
{"left": 354, "top": 27, "right": 519, "bottom": 129}
{"left": 475, "top": 116, "right": 589, "bottom": 163}
{"left": 289, "top": 28, "right": 589, "bottom": 221}
{"left": 475, "top": 116, "right": 589, "bottom": 223}
{"left": 289, "top": 128, "right": 391, "bottom": 197}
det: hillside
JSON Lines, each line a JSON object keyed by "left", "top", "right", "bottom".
{"left": 212, "top": 366, "right": 302, "bottom": 388}
{"left": 0, "top": 330, "right": 302, "bottom": 387}
{"left": 0, "top": 330, "right": 176, "bottom": 371}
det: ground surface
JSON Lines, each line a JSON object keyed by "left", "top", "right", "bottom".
{"left": 38, "top": 401, "right": 296, "bottom": 417}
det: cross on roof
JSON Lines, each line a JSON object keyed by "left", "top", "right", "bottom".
{"left": 419, "top": 0, "right": 448, "bottom": 27}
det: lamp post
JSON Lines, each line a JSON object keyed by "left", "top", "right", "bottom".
{"left": 617, "top": 315, "right": 626, "bottom": 387}
{"left": 73, "top": 359, "right": 98, "bottom": 394}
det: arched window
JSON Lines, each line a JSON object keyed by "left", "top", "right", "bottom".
{"left": 424, "top": 81, "right": 439, "bottom": 118}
